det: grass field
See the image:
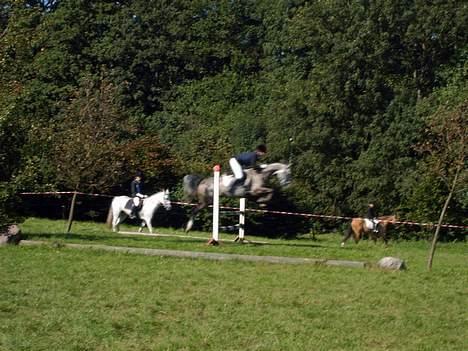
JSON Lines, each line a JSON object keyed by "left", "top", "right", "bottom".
{"left": 0, "top": 218, "right": 466, "bottom": 350}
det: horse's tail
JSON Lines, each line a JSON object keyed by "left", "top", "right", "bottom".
{"left": 106, "top": 200, "right": 114, "bottom": 228}
{"left": 183, "top": 174, "right": 202, "bottom": 201}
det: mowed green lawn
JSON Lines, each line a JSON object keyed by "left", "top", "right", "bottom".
{"left": 0, "top": 218, "right": 466, "bottom": 351}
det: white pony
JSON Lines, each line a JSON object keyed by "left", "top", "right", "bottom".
{"left": 106, "top": 189, "right": 171, "bottom": 233}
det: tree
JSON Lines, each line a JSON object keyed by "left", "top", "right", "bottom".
{"left": 45, "top": 74, "right": 178, "bottom": 231}
{"left": 415, "top": 63, "right": 467, "bottom": 269}
{"left": 45, "top": 73, "right": 177, "bottom": 191}
{"left": 0, "top": 0, "right": 45, "bottom": 229}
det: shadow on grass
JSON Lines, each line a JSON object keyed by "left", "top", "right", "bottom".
{"left": 23, "top": 231, "right": 325, "bottom": 249}
{"left": 23, "top": 232, "right": 223, "bottom": 246}
{"left": 243, "top": 240, "right": 323, "bottom": 249}
{"left": 24, "top": 232, "right": 117, "bottom": 242}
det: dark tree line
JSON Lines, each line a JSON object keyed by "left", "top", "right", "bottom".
{"left": 0, "top": 0, "right": 466, "bottom": 237}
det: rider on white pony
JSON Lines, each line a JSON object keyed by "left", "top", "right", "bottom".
{"left": 130, "top": 171, "right": 146, "bottom": 218}
{"left": 229, "top": 144, "right": 267, "bottom": 193}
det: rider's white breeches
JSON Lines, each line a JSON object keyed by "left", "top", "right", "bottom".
{"left": 229, "top": 158, "right": 244, "bottom": 179}
{"left": 133, "top": 197, "right": 141, "bottom": 206}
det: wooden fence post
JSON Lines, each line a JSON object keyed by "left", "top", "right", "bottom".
{"left": 427, "top": 166, "right": 461, "bottom": 270}
{"left": 66, "top": 191, "right": 78, "bottom": 235}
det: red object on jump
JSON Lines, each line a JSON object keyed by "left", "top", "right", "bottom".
{"left": 213, "top": 164, "right": 221, "bottom": 172}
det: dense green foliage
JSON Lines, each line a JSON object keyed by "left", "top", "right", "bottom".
{"left": 0, "top": 1, "right": 466, "bottom": 234}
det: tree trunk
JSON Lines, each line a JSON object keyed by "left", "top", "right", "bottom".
{"left": 427, "top": 166, "right": 461, "bottom": 270}
{"left": 66, "top": 191, "right": 79, "bottom": 235}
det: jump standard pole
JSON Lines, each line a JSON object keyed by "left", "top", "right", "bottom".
{"left": 234, "top": 197, "right": 246, "bottom": 243}
{"left": 207, "top": 164, "right": 221, "bottom": 246}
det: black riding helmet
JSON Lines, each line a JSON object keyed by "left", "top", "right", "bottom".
{"left": 256, "top": 144, "right": 267, "bottom": 153}
{"left": 135, "top": 170, "right": 144, "bottom": 179}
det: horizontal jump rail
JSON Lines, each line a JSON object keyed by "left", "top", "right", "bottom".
{"left": 19, "top": 192, "right": 468, "bottom": 230}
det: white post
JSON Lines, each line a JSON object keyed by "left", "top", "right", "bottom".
{"left": 208, "top": 164, "right": 221, "bottom": 245}
{"left": 238, "top": 197, "right": 246, "bottom": 242}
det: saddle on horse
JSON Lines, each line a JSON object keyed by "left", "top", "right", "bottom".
{"left": 229, "top": 176, "right": 245, "bottom": 194}
{"left": 228, "top": 172, "right": 255, "bottom": 196}
{"left": 364, "top": 218, "right": 380, "bottom": 233}
{"left": 127, "top": 197, "right": 144, "bottom": 219}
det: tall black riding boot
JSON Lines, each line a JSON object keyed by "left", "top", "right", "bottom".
{"left": 229, "top": 178, "right": 245, "bottom": 195}
{"left": 129, "top": 206, "right": 137, "bottom": 219}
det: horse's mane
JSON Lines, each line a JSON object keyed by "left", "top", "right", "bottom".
{"left": 378, "top": 215, "right": 397, "bottom": 222}
{"left": 146, "top": 190, "right": 168, "bottom": 200}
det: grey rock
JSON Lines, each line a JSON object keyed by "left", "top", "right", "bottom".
{"left": 377, "top": 256, "right": 406, "bottom": 270}
{"left": 0, "top": 224, "right": 22, "bottom": 245}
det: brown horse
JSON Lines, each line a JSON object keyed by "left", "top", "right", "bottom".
{"left": 340, "top": 215, "right": 397, "bottom": 247}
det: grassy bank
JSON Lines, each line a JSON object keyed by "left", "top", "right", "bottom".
{"left": 19, "top": 217, "right": 466, "bottom": 271}
{"left": 0, "top": 218, "right": 466, "bottom": 350}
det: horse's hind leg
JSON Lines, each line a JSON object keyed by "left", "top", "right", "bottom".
{"left": 185, "top": 209, "right": 197, "bottom": 232}
{"left": 112, "top": 211, "right": 121, "bottom": 232}
{"left": 185, "top": 203, "right": 204, "bottom": 233}
{"left": 351, "top": 223, "right": 362, "bottom": 243}
{"left": 113, "top": 216, "right": 120, "bottom": 232}
{"left": 341, "top": 226, "right": 353, "bottom": 247}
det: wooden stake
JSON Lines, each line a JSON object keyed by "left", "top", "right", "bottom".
{"left": 427, "top": 166, "right": 461, "bottom": 270}
{"left": 66, "top": 191, "right": 78, "bottom": 235}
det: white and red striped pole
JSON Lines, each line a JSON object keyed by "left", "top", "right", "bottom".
{"left": 208, "top": 164, "right": 221, "bottom": 245}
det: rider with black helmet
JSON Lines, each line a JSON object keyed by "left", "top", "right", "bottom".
{"left": 130, "top": 170, "right": 146, "bottom": 218}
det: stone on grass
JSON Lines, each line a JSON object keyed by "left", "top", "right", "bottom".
{"left": 0, "top": 224, "right": 22, "bottom": 245}
{"left": 377, "top": 256, "right": 406, "bottom": 271}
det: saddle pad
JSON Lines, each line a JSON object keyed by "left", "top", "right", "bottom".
{"left": 221, "top": 175, "right": 234, "bottom": 187}
{"left": 364, "top": 218, "right": 379, "bottom": 230}
{"left": 124, "top": 199, "right": 133, "bottom": 210}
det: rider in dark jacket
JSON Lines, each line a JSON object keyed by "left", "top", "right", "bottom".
{"left": 229, "top": 144, "right": 267, "bottom": 192}
{"left": 235, "top": 148, "right": 264, "bottom": 168}
{"left": 366, "top": 203, "right": 379, "bottom": 232}
{"left": 130, "top": 171, "right": 146, "bottom": 218}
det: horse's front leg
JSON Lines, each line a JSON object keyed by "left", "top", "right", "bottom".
{"left": 252, "top": 187, "right": 273, "bottom": 203}
{"left": 378, "top": 225, "right": 388, "bottom": 246}
{"left": 256, "top": 192, "right": 273, "bottom": 203}
{"left": 144, "top": 218, "right": 153, "bottom": 234}
{"left": 369, "top": 229, "right": 378, "bottom": 244}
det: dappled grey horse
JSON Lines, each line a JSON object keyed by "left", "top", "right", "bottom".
{"left": 183, "top": 162, "right": 291, "bottom": 232}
